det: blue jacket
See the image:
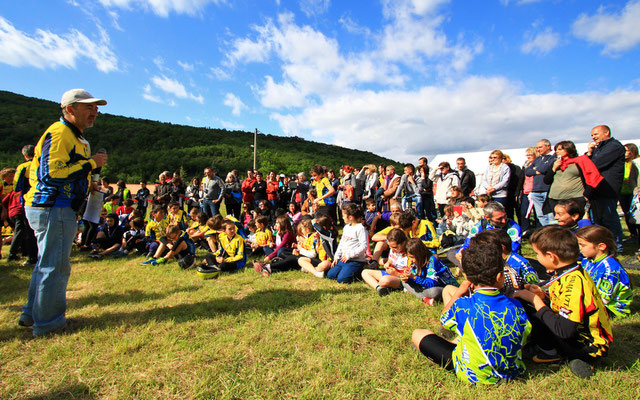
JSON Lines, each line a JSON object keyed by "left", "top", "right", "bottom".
{"left": 524, "top": 153, "right": 555, "bottom": 192}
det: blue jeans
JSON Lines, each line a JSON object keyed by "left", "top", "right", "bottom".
{"left": 326, "top": 260, "right": 364, "bottom": 283}
{"left": 590, "top": 197, "right": 624, "bottom": 244}
{"left": 22, "top": 206, "right": 78, "bottom": 336}
{"left": 201, "top": 198, "right": 218, "bottom": 218}
{"left": 401, "top": 194, "right": 423, "bottom": 219}
{"left": 530, "top": 192, "right": 554, "bottom": 226}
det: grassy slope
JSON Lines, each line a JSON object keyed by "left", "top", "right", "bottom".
{"left": 1, "top": 240, "right": 639, "bottom": 399}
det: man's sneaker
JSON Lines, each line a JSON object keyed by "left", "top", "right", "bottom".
{"left": 155, "top": 257, "right": 166, "bottom": 264}
{"left": 569, "top": 359, "right": 595, "bottom": 379}
{"left": 377, "top": 286, "right": 393, "bottom": 297}
{"left": 532, "top": 351, "right": 563, "bottom": 364}
{"left": 140, "top": 258, "right": 157, "bottom": 265}
{"left": 18, "top": 317, "right": 34, "bottom": 328}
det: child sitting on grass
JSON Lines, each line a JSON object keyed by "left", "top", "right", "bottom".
{"left": 254, "top": 219, "right": 325, "bottom": 277}
{"left": 576, "top": 225, "right": 633, "bottom": 319}
{"left": 412, "top": 233, "right": 531, "bottom": 385}
{"left": 153, "top": 224, "right": 197, "bottom": 269}
{"left": 493, "top": 229, "right": 539, "bottom": 294}
{"left": 361, "top": 228, "right": 408, "bottom": 296}
{"left": 249, "top": 215, "right": 274, "bottom": 257}
{"left": 89, "top": 213, "right": 125, "bottom": 259}
{"left": 514, "top": 225, "right": 613, "bottom": 379}
{"left": 196, "top": 220, "right": 245, "bottom": 277}
{"left": 298, "top": 215, "right": 337, "bottom": 277}
{"left": 122, "top": 217, "right": 146, "bottom": 255}
{"left": 402, "top": 238, "right": 458, "bottom": 305}
{"left": 168, "top": 201, "right": 189, "bottom": 230}
{"left": 264, "top": 214, "right": 296, "bottom": 262}
{"left": 140, "top": 205, "right": 170, "bottom": 264}
{"left": 326, "top": 203, "right": 368, "bottom": 283}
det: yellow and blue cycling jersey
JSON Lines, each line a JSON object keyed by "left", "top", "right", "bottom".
{"left": 213, "top": 233, "right": 246, "bottom": 268}
{"left": 505, "top": 253, "right": 539, "bottom": 286}
{"left": 408, "top": 255, "right": 458, "bottom": 289}
{"left": 255, "top": 228, "right": 274, "bottom": 247}
{"left": 24, "top": 118, "right": 97, "bottom": 211}
{"left": 458, "top": 219, "right": 522, "bottom": 255}
{"left": 582, "top": 255, "right": 632, "bottom": 318}
{"left": 409, "top": 219, "right": 440, "bottom": 250}
{"left": 313, "top": 177, "right": 335, "bottom": 206}
{"left": 145, "top": 216, "right": 170, "bottom": 241}
{"left": 173, "top": 230, "right": 196, "bottom": 257}
{"left": 441, "top": 288, "right": 531, "bottom": 385}
{"left": 547, "top": 264, "right": 613, "bottom": 357}
{"left": 13, "top": 160, "right": 31, "bottom": 197}
{"left": 168, "top": 209, "right": 189, "bottom": 230}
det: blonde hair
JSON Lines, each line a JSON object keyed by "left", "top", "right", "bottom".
{"left": 526, "top": 146, "right": 539, "bottom": 158}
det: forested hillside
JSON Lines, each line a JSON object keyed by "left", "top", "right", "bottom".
{"left": 0, "top": 91, "right": 398, "bottom": 181}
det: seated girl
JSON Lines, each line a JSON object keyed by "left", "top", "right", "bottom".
{"left": 361, "top": 228, "right": 408, "bottom": 296}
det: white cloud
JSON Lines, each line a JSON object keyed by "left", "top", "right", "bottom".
{"left": 573, "top": 1, "right": 640, "bottom": 54}
{"left": 338, "top": 15, "right": 371, "bottom": 36}
{"left": 177, "top": 60, "right": 194, "bottom": 71}
{"left": 268, "top": 77, "right": 640, "bottom": 162}
{"left": 300, "top": 0, "right": 331, "bottom": 18}
{"left": 223, "top": 92, "right": 248, "bottom": 115}
{"left": 150, "top": 75, "right": 204, "bottom": 103}
{"left": 521, "top": 27, "right": 560, "bottom": 55}
{"left": 209, "top": 67, "right": 231, "bottom": 80}
{"left": 0, "top": 16, "right": 118, "bottom": 72}
{"left": 219, "top": 120, "right": 246, "bottom": 130}
{"left": 98, "top": 0, "right": 226, "bottom": 17}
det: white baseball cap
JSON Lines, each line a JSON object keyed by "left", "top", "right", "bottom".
{"left": 61, "top": 89, "right": 107, "bottom": 108}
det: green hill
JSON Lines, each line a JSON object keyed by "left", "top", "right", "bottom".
{"left": 0, "top": 90, "right": 398, "bottom": 182}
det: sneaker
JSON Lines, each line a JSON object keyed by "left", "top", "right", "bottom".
{"left": 261, "top": 264, "right": 272, "bottom": 277}
{"left": 312, "top": 270, "right": 325, "bottom": 278}
{"left": 532, "top": 351, "right": 563, "bottom": 364}
{"left": 569, "top": 359, "right": 594, "bottom": 379}
{"left": 123, "top": 249, "right": 129, "bottom": 256}
{"left": 18, "top": 317, "right": 34, "bottom": 328}
{"left": 422, "top": 296, "right": 434, "bottom": 306}
{"left": 253, "top": 261, "right": 264, "bottom": 274}
{"left": 377, "top": 286, "right": 393, "bottom": 297}
{"left": 155, "top": 257, "right": 166, "bottom": 264}
{"left": 140, "top": 258, "right": 157, "bottom": 265}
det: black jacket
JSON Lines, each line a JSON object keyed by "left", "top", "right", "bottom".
{"left": 590, "top": 137, "right": 625, "bottom": 198}
{"left": 458, "top": 168, "right": 476, "bottom": 196}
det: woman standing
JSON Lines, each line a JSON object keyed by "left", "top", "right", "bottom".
{"left": 619, "top": 143, "right": 639, "bottom": 236}
{"left": 429, "top": 162, "right": 460, "bottom": 217}
{"left": 223, "top": 172, "right": 242, "bottom": 218}
{"left": 518, "top": 147, "right": 538, "bottom": 235}
{"left": 185, "top": 177, "right": 202, "bottom": 212}
{"left": 543, "top": 141, "right": 595, "bottom": 212}
{"left": 479, "top": 150, "right": 510, "bottom": 207}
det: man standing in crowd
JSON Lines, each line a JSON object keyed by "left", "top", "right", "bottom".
{"left": 201, "top": 167, "right": 224, "bottom": 217}
{"left": 587, "top": 125, "right": 625, "bottom": 247}
{"left": 456, "top": 157, "right": 476, "bottom": 196}
{"left": 524, "top": 139, "right": 555, "bottom": 226}
{"left": 241, "top": 169, "right": 256, "bottom": 205}
{"left": 6, "top": 145, "right": 38, "bottom": 266}
{"left": 20, "top": 89, "right": 108, "bottom": 337}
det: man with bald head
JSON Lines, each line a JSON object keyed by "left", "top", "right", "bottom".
{"left": 587, "top": 125, "right": 625, "bottom": 247}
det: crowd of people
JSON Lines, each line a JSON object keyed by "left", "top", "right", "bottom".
{"left": 0, "top": 88, "right": 636, "bottom": 384}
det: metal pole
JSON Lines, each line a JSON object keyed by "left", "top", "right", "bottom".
{"left": 253, "top": 128, "right": 257, "bottom": 170}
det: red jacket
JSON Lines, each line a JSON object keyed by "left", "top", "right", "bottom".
{"left": 266, "top": 181, "right": 279, "bottom": 201}
{"left": 2, "top": 191, "right": 23, "bottom": 218}
{"left": 241, "top": 178, "right": 256, "bottom": 203}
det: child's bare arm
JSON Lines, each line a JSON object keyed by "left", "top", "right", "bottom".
{"left": 442, "top": 280, "right": 472, "bottom": 314}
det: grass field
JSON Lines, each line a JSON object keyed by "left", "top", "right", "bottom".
{"left": 1, "top": 236, "right": 640, "bottom": 399}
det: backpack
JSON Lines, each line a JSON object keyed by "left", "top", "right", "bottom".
{"left": 343, "top": 184, "right": 354, "bottom": 201}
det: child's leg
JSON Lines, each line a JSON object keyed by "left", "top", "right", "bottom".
{"left": 335, "top": 261, "right": 364, "bottom": 284}
{"left": 219, "top": 261, "right": 238, "bottom": 272}
{"left": 371, "top": 241, "right": 388, "bottom": 263}
{"left": 412, "top": 329, "right": 455, "bottom": 371}
{"left": 154, "top": 242, "right": 167, "bottom": 258}
{"left": 326, "top": 262, "right": 344, "bottom": 281}
{"left": 166, "top": 241, "right": 187, "bottom": 260}
{"left": 441, "top": 285, "right": 459, "bottom": 305}
{"left": 316, "top": 260, "right": 332, "bottom": 272}
{"left": 378, "top": 274, "right": 402, "bottom": 289}
{"left": 403, "top": 282, "right": 445, "bottom": 302}
{"left": 269, "top": 255, "right": 301, "bottom": 273}
{"left": 361, "top": 269, "right": 383, "bottom": 289}
{"left": 298, "top": 257, "right": 318, "bottom": 274}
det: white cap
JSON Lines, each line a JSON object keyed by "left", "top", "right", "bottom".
{"left": 61, "top": 89, "right": 107, "bottom": 108}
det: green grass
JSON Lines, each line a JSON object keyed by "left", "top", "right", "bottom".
{"left": 1, "top": 240, "right": 640, "bottom": 399}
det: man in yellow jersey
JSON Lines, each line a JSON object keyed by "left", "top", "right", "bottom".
{"left": 20, "top": 89, "right": 108, "bottom": 337}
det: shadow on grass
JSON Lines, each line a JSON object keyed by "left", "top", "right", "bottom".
{"left": 67, "top": 285, "right": 202, "bottom": 309}
{"left": 0, "top": 286, "right": 368, "bottom": 342}
{"left": 77, "top": 286, "right": 369, "bottom": 330}
{"left": 20, "top": 383, "right": 96, "bottom": 400}
{"left": 0, "top": 263, "right": 31, "bottom": 304}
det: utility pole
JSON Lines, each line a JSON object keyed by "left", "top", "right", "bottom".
{"left": 253, "top": 128, "right": 257, "bottom": 170}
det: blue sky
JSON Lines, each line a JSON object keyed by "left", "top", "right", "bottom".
{"left": 1, "top": 0, "right": 640, "bottom": 162}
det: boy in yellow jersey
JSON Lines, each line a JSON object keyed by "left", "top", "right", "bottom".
{"left": 168, "top": 201, "right": 189, "bottom": 230}
{"left": 310, "top": 164, "right": 336, "bottom": 223}
{"left": 140, "top": 205, "right": 170, "bottom": 263}
{"left": 153, "top": 224, "right": 197, "bottom": 269}
{"left": 399, "top": 212, "right": 440, "bottom": 251}
{"left": 196, "top": 221, "right": 245, "bottom": 277}
{"left": 515, "top": 225, "right": 613, "bottom": 379}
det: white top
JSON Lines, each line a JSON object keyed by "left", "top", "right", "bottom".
{"left": 334, "top": 223, "right": 368, "bottom": 262}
